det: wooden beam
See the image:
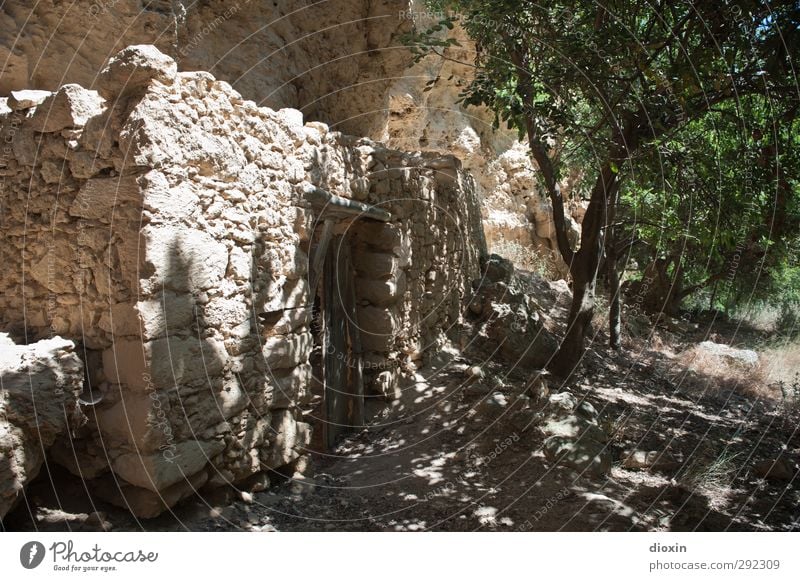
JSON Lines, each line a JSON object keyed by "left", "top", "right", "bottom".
{"left": 301, "top": 182, "right": 391, "bottom": 223}
{"left": 309, "top": 218, "right": 335, "bottom": 298}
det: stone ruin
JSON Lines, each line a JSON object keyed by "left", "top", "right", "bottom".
{"left": 0, "top": 45, "right": 486, "bottom": 518}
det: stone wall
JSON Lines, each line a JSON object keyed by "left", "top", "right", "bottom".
{"left": 0, "top": 45, "right": 484, "bottom": 517}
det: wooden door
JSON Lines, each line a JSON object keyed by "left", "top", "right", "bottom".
{"left": 322, "top": 235, "right": 364, "bottom": 449}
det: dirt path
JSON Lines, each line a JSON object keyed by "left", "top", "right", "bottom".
{"left": 7, "top": 308, "right": 799, "bottom": 532}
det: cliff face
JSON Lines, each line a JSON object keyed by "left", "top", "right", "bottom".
{"left": 1, "top": 0, "right": 413, "bottom": 137}
{"left": 378, "top": 7, "right": 585, "bottom": 275}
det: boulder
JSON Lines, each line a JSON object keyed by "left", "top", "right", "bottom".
{"left": 97, "top": 45, "right": 178, "bottom": 100}
{"left": 693, "top": 341, "right": 760, "bottom": 370}
{"left": 469, "top": 266, "right": 559, "bottom": 368}
{"left": 543, "top": 435, "right": 612, "bottom": 478}
{"left": 112, "top": 439, "right": 225, "bottom": 492}
{"left": 7, "top": 89, "right": 51, "bottom": 110}
{"left": 481, "top": 253, "right": 514, "bottom": 284}
{"left": 91, "top": 469, "right": 208, "bottom": 519}
{"left": 621, "top": 449, "right": 682, "bottom": 471}
{"left": 28, "top": 84, "right": 104, "bottom": 132}
{"left": 0, "top": 334, "right": 85, "bottom": 518}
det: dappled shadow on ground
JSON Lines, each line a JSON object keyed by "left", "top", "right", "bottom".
{"left": 153, "top": 335, "right": 795, "bottom": 532}
{"left": 6, "top": 266, "right": 798, "bottom": 532}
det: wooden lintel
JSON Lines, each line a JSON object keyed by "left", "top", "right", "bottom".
{"left": 300, "top": 182, "right": 391, "bottom": 223}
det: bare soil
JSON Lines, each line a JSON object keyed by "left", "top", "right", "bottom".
{"left": 6, "top": 276, "right": 799, "bottom": 532}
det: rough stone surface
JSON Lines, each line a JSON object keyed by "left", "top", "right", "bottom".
{"left": 693, "top": 341, "right": 760, "bottom": 370}
{"left": 0, "top": 0, "right": 414, "bottom": 138}
{"left": 468, "top": 255, "right": 559, "bottom": 368}
{"left": 0, "top": 0, "right": 580, "bottom": 276}
{"left": 0, "top": 334, "right": 85, "bottom": 518}
{"left": 1, "top": 44, "right": 485, "bottom": 517}
{"left": 543, "top": 435, "right": 612, "bottom": 479}
{"left": 621, "top": 449, "right": 682, "bottom": 472}
{"left": 538, "top": 390, "right": 612, "bottom": 479}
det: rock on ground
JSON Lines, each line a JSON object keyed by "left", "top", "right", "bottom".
{"left": 0, "top": 334, "right": 85, "bottom": 519}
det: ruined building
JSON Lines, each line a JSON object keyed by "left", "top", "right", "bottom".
{"left": 0, "top": 43, "right": 486, "bottom": 518}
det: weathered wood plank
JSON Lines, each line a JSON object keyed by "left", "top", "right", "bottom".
{"left": 309, "top": 218, "right": 335, "bottom": 298}
{"left": 342, "top": 241, "right": 364, "bottom": 429}
{"left": 323, "top": 235, "right": 349, "bottom": 448}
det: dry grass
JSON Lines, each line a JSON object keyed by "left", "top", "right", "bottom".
{"left": 489, "top": 239, "right": 562, "bottom": 279}
{"left": 760, "top": 341, "right": 800, "bottom": 408}
{"left": 675, "top": 342, "right": 776, "bottom": 402}
{"left": 678, "top": 447, "right": 742, "bottom": 507}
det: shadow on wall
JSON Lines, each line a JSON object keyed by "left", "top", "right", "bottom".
{"left": 75, "top": 231, "right": 288, "bottom": 518}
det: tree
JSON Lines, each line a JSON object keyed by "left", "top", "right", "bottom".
{"left": 407, "top": 0, "right": 800, "bottom": 376}
{"left": 617, "top": 98, "right": 800, "bottom": 322}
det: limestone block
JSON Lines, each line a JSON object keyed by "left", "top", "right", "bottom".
{"left": 262, "top": 306, "right": 311, "bottom": 336}
{"left": 102, "top": 338, "right": 149, "bottom": 391}
{"left": 97, "top": 44, "right": 178, "bottom": 100}
{"left": 355, "top": 221, "right": 403, "bottom": 251}
{"left": 140, "top": 171, "right": 199, "bottom": 222}
{"left": 269, "top": 364, "right": 311, "bottom": 409}
{"left": 7, "top": 89, "right": 51, "bottom": 110}
{"left": 148, "top": 336, "right": 228, "bottom": 387}
{"left": 97, "top": 302, "right": 143, "bottom": 337}
{"left": 357, "top": 306, "right": 399, "bottom": 352}
{"left": 211, "top": 376, "right": 250, "bottom": 421}
{"left": 91, "top": 469, "right": 207, "bottom": 519}
{"left": 69, "top": 175, "right": 142, "bottom": 220}
{"left": 28, "top": 84, "right": 104, "bottom": 132}
{"left": 134, "top": 292, "right": 196, "bottom": 339}
{"left": 93, "top": 389, "right": 164, "bottom": 452}
{"left": 10, "top": 127, "right": 38, "bottom": 166}
{"left": 262, "top": 332, "right": 313, "bottom": 370}
{"left": 265, "top": 410, "right": 310, "bottom": 469}
{"left": 227, "top": 246, "right": 252, "bottom": 281}
{"left": 356, "top": 270, "right": 406, "bottom": 306}
{"left": 67, "top": 150, "right": 113, "bottom": 179}
{"left": 0, "top": 335, "right": 84, "bottom": 518}
{"left": 353, "top": 250, "right": 399, "bottom": 280}
{"left": 112, "top": 438, "right": 225, "bottom": 492}
{"left": 144, "top": 226, "right": 228, "bottom": 293}
{"left": 201, "top": 297, "right": 249, "bottom": 334}
{"left": 28, "top": 243, "right": 78, "bottom": 293}
{"left": 282, "top": 277, "right": 309, "bottom": 309}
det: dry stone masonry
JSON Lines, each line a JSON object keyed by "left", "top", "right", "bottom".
{"left": 0, "top": 45, "right": 484, "bottom": 517}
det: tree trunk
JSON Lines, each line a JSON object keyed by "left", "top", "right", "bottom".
{"left": 548, "top": 161, "right": 619, "bottom": 376}
{"left": 607, "top": 229, "right": 621, "bottom": 350}
{"left": 551, "top": 272, "right": 597, "bottom": 377}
